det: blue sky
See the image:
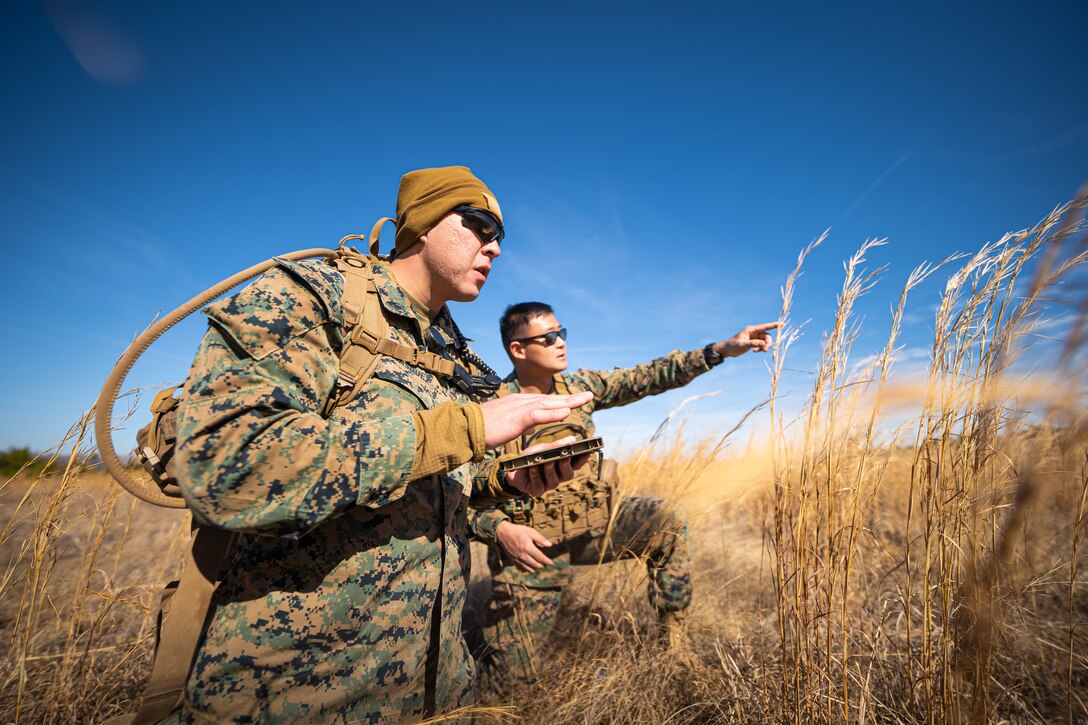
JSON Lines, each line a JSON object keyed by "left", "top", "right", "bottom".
{"left": 1, "top": 1, "right": 1085, "bottom": 456}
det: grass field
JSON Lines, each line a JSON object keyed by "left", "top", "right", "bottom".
{"left": 2, "top": 190, "right": 1086, "bottom": 723}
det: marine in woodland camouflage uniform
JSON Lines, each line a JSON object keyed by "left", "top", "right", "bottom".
{"left": 468, "top": 302, "right": 779, "bottom": 682}
{"left": 171, "top": 168, "right": 593, "bottom": 723}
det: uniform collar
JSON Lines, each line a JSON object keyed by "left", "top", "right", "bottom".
{"left": 371, "top": 262, "right": 455, "bottom": 344}
{"left": 501, "top": 372, "right": 563, "bottom": 395}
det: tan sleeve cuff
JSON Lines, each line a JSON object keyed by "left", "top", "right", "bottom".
{"left": 476, "top": 454, "right": 533, "bottom": 504}
{"left": 409, "top": 401, "right": 486, "bottom": 479}
{"left": 464, "top": 401, "right": 486, "bottom": 460}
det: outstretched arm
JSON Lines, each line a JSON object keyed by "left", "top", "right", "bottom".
{"left": 570, "top": 320, "right": 782, "bottom": 411}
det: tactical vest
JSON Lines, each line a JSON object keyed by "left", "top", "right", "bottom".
{"left": 94, "top": 220, "right": 496, "bottom": 724}
{"left": 497, "top": 375, "right": 618, "bottom": 544}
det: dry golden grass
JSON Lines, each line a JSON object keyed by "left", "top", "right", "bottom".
{"left": 472, "top": 426, "right": 1087, "bottom": 725}
{"left": 0, "top": 419, "right": 189, "bottom": 723}
{"left": 3, "top": 188, "right": 1087, "bottom": 723}
{"left": 472, "top": 188, "right": 1088, "bottom": 724}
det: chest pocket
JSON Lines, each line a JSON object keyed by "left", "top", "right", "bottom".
{"left": 501, "top": 421, "right": 617, "bottom": 543}
{"left": 502, "top": 457, "right": 617, "bottom": 544}
{"left": 368, "top": 356, "right": 473, "bottom": 497}
{"left": 372, "top": 357, "right": 450, "bottom": 410}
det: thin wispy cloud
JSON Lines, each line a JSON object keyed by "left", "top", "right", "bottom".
{"left": 574, "top": 345, "right": 655, "bottom": 355}
{"left": 843, "top": 139, "right": 927, "bottom": 218}
{"left": 902, "top": 301, "right": 940, "bottom": 325}
{"left": 1033, "top": 311, "right": 1080, "bottom": 339}
{"left": 2, "top": 168, "right": 173, "bottom": 270}
{"left": 0, "top": 383, "right": 91, "bottom": 403}
{"left": 1012, "top": 126, "right": 1088, "bottom": 159}
{"left": 501, "top": 196, "right": 638, "bottom": 328}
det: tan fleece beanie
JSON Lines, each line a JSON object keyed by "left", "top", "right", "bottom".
{"left": 394, "top": 166, "right": 503, "bottom": 255}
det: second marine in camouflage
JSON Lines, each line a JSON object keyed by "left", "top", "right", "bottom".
{"left": 172, "top": 168, "right": 593, "bottom": 723}
{"left": 468, "top": 301, "right": 779, "bottom": 682}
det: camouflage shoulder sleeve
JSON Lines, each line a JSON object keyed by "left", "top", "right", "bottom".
{"left": 565, "top": 348, "right": 711, "bottom": 411}
{"left": 175, "top": 262, "right": 419, "bottom": 538}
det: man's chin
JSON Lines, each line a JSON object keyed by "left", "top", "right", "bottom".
{"left": 451, "top": 286, "right": 483, "bottom": 303}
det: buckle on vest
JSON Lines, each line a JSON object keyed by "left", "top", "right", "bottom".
{"left": 502, "top": 497, "right": 533, "bottom": 525}
{"left": 351, "top": 326, "right": 381, "bottom": 351}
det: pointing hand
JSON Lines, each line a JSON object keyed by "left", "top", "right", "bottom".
{"left": 713, "top": 321, "right": 781, "bottom": 358}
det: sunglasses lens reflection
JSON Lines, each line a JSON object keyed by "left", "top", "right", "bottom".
{"left": 542, "top": 328, "right": 567, "bottom": 346}
{"left": 514, "top": 327, "right": 567, "bottom": 347}
{"left": 456, "top": 206, "right": 504, "bottom": 245}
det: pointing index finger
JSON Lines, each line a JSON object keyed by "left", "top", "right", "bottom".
{"left": 749, "top": 321, "right": 782, "bottom": 333}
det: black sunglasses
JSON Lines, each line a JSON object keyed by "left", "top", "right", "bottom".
{"left": 511, "top": 327, "right": 567, "bottom": 347}
{"left": 454, "top": 205, "right": 504, "bottom": 245}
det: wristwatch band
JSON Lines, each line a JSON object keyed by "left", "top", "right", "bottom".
{"left": 703, "top": 343, "right": 724, "bottom": 367}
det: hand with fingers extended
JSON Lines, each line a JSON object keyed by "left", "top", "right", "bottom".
{"left": 496, "top": 520, "right": 554, "bottom": 572}
{"left": 712, "top": 321, "right": 782, "bottom": 358}
{"left": 500, "top": 435, "right": 593, "bottom": 498}
{"left": 479, "top": 391, "right": 594, "bottom": 448}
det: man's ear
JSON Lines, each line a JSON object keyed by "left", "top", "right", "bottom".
{"left": 509, "top": 341, "right": 526, "bottom": 363}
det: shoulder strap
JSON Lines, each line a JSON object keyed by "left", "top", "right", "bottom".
{"left": 119, "top": 524, "right": 237, "bottom": 724}
{"left": 322, "top": 254, "right": 387, "bottom": 416}
{"left": 322, "top": 247, "right": 459, "bottom": 416}
{"left": 553, "top": 373, "right": 571, "bottom": 395}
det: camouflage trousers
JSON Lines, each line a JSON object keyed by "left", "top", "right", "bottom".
{"left": 471, "top": 495, "right": 691, "bottom": 683}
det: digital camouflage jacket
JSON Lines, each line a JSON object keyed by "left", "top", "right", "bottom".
{"left": 468, "top": 348, "right": 712, "bottom": 550}
{"left": 174, "top": 257, "right": 506, "bottom": 723}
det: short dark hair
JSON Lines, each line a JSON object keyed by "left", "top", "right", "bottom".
{"left": 500, "top": 302, "right": 554, "bottom": 356}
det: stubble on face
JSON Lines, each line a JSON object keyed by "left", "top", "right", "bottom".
{"left": 421, "top": 213, "right": 499, "bottom": 304}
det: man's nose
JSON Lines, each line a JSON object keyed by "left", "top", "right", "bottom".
{"left": 482, "top": 240, "right": 501, "bottom": 259}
